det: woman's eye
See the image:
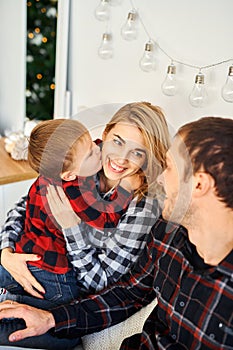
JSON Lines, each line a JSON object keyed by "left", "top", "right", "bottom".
{"left": 132, "top": 151, "right": 144, "bottom": 158}
{"left": 113, "top": 138, "right": 122, "bottom": 146}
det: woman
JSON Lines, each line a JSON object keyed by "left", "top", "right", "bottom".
{"left": 46, "top": 101, "right": 170, "bottom": 294}
{"left": 0, "top": 101, "right": 170, "bottom": 349}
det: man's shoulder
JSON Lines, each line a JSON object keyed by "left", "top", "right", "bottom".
{"left": 151, "top": 216, "right": 184, "bottom": 240}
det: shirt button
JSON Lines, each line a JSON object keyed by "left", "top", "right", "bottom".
{"left": 179, "top": 301, "right": 185, "bottom": 307}
{"left": 171, "top": 334, "right": 176, "bottom": 340}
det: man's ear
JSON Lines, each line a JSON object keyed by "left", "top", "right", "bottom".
{"left": 193, "top": 172, "right": 214, "bottom": 197}
{"left": 60, "top": 171, "right": 76, "bottom": 181}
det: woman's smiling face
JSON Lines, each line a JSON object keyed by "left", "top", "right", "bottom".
{"left": 101, "top": 122, "right": 147, "bottom": 182}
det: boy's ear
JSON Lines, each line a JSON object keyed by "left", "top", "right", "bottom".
{"left": 102, "top": 130, "right": 107, "bottom": 141}
{"left": 193, "top": 172, "right": 214, "bottom": 198}
{"left": 61, "top": 171, "right": 76, "bottom": 181}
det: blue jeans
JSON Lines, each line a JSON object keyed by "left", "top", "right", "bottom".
{"left": 0, "top": 265, "right": 81, "bottom": 348}
{"left": 0, "top": 264, "right": 79, "bottom": 309}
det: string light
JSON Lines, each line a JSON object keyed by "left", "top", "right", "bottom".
{"left": 221, "top": 65, "right": 233, "bottom": 103}
{"left": 95, "top": 0, "right": 110, "bottom": 21}
{"left": 189, "top": 72, "right": 208, "bottom": 108}
{"left": 98, "top": 33, "right": 113, "bottom": 59}
{"left": 121, "top": 10, "right": 138, "bottom": 41}
{"left": 139, "top": 40, "right": 156, "bottom": 72}
{"left": 94, "top": 0, "right": 233, "bottom": 106}
{"left": 161, "top": 63, "right": 178, "bottom": 96}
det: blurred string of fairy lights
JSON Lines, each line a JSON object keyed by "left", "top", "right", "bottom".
{"left": 95, "top": 0, "right": 233, "bottom": 107}
{"left": 26, "top": 0, "right": 58, "bottom": 120}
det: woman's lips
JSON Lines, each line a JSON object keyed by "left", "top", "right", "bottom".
{"left": 108, "top": 159, "right": 126, "bottom": 173}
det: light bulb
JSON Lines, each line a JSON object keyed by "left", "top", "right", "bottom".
{"left": 139, "top": 41, "right": 156, "bottom": 72}
{"left": 98, "top": 33, "right": 113, "bottom": 59}
{"left": 221, "top": 65, "right": 233, "bottom": 103}
{"left": 189, "top": 72, "right": 208, "bottom": 107}
{"left": 94, "top": 0, "right": 110, "bottom": 21}
{"left": 121, "top": 11, "right": 138, "bottom": 41}
{"left": 161, "top": 64, "right": 178, "bottom": 96}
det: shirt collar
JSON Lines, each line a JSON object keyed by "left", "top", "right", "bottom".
{"left": 171, "top": 223, "right": 233, "bottom": 277}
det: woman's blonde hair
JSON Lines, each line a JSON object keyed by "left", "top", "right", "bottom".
{"left": 103, "top": 102, "right": 170, "bottom": 200}
{"left": 28, "top": 119, "right": 88, "bottom": 179}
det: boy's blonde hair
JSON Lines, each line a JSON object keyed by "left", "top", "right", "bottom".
{"left": 103, "top": 102, "right": 170, "bottom": 199}
{"left": 28, "top": 119, "right": 88, "bottom": 179}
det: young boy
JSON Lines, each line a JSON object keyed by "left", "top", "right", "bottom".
{"left": 0, "top": 119, "right": 133, "bottom": 308}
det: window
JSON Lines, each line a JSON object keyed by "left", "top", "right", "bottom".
{"left": 26, "top": 0, "right": 58, "bottom": 120}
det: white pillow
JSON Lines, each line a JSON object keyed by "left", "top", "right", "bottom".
{"left": 81, "top": 298, "right": 157, "bottom": 350}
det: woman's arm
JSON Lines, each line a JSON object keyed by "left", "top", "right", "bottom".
{"left": 0, "top": 196, "right": 44, "bottom": 298}
{"left": 65, "top": 196, "right": 160, "bottom": 292}
{"left": 0, "top": 196, "right": 27, "bottom": 250}
{"left": 47, "top": 186, "right": 160, "bottom": 292}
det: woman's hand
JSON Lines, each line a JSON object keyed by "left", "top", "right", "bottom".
{"left": 1, "top": 248, "right": 45, "bottom": 298}
{"left": 0, "top": 301, "right": 55, "bottom": 342}
{"left": 46, "top": 185, "right": 81, "bottom": 229}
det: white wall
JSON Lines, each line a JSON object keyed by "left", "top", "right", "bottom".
{"left": 63, "top": 0, "right": 233, "bottom": 132}
{"left": 0, "top": 0, "right": 232, "bottom": 134}
{"left": 0, "top": 0, "right": 26, "bottom": 135}
{"left": 0, "top": 179, "right": 35, "bottom": 227}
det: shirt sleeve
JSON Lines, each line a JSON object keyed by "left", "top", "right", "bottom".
{"left": 51, "top": 230, "right": 157, "bottom": 338}
{"left": 0, "top": 196, "right": 27, "bottom": 251}
{"left": 63, "top": 196, "right": 160, "bottom": 292}
{"left": 66, "top": 177, "right": 133, "bottom": 229}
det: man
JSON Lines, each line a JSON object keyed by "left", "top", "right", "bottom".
{"left": 0, "top": 116, "right": 232, "bottom": 349}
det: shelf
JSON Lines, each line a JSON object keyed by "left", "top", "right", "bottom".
{"left": 0, "top": 138, "right": 37, "bottom": 185}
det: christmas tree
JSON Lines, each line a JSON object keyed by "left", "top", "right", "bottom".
{"left": 26, "top": 0, "right": 58, "bottom": 120}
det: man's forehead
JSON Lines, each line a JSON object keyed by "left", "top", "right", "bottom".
{"left": 167, "top": 134, "right": 188, "bottom": 163}
{"left": 167, "top": 135, "right": 182, "bottom": 156}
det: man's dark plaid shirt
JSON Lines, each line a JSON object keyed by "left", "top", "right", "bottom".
{"left": 15, "top": 174, "right": 132, "bottom": 274}
{"left": 51, "top": 217, "right": 233, "bottom": 349}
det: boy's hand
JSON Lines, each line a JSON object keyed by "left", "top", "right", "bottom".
{"left": 47, "top": 185, "right": 81, "bottom": 229}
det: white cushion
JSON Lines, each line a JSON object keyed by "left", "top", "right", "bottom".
{"left": 81, "top": 298, "right": 157, "bottom": 350}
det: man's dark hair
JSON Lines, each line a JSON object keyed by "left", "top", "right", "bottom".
{"left": 178, "top": 116, "right": 233, "bottom": 209}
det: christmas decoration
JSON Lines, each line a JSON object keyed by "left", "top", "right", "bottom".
{"left": 26, "top": 0, "right": 58, "bottom": 120}
{"left": 4, "top": 131, "right": 29, "bottom": 160}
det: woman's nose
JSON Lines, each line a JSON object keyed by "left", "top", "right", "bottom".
{"left": 115, "top": 156, "right": 128, "bottom": 165}
{"left": 115, "top": 148, "right": 132, "bottom": 164}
